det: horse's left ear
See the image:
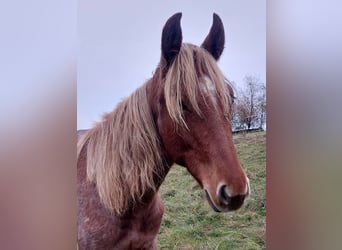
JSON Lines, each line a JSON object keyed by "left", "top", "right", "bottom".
{"left": 161, "top": 12, "right": 183, "bottom": 67}
{"left": 201, "top": 13, "right": 225, "bottom": 60}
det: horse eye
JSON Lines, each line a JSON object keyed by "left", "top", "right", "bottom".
{"left": 180, "top": 102, "right": 189, "bottom": 112}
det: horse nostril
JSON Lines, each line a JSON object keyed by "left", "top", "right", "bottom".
{"left": 218, "top": 185, "right": 230, "bottom": 205}
{"left": 218, "top": 185, "right": 247, "bottom": 210}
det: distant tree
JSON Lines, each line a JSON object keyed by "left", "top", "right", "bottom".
{"left": 257, "top": 84, "right": 266, "bottom": 129}
{"left": 233, "top": 75, "right": 266, "bottom": 130}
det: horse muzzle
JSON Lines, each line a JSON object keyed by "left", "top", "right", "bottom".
{"left": 204, "top": 179, "right": 250, "bottom": 212}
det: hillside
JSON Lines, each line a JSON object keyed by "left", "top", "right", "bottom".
{"left": 158, "top": 131, "right": 266, "bottom": 249}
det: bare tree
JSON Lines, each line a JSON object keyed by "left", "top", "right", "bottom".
{"left": 233, "top": 76, "right": 266, "bottom": 130}
{"left": 257, "top": 84, "right": 266, "bottom": 129}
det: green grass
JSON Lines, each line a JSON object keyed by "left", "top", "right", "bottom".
{"left": 158, "top": 131, "right": 266, "bottom": 249}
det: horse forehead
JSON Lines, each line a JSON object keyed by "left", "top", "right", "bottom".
{"left": 202, "top": 76, "right": 216, "bottom": 91}
{"left": 199, "top": 76, "right": 218, "bottom": 103}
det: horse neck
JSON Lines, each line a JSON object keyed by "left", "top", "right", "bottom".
{"left": 145, "top": 77, "right": 173, "bottom": 190}
{"left": 129, "top": 162, "right": 171, "bottom": 215}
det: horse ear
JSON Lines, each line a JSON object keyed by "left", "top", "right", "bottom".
{"left": 161, "top": 12, "right": 182, "bottom": 67}
{"left": 201, "top": 13, "right": 225, "bottom": 60}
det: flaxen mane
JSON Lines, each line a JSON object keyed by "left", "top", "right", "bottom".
{"left": 77, "top": 43, "right": 234, "bottom": 215}
{"left": 77, "top": 84, "right": 166, "bottom": 215}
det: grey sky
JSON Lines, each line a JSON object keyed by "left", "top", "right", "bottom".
{"left": 78, "top": 0, "right": 265, "bottom": 129}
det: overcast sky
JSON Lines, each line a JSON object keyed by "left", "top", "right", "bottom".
{"left": 78, "top": 0, "right": 265, "bottom": 129}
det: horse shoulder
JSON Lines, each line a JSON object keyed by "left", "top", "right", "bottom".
{"left": 78, "top": 169, "right": 164, "bottom": 250}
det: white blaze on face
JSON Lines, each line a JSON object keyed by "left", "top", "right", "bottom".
{"left": 201, "top": 76, "right": 218, "bottom": 105}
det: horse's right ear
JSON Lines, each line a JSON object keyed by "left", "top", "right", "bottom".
{"left": 161, "top": 12, "right": 182, "bottom": 68}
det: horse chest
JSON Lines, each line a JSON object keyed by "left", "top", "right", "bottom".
{"left": 78, "top": 183, "right": 164, "bottom": 250}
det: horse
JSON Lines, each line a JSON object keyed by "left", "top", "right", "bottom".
{"left": 77, "top": 12, "right": 250, "bottom": 249}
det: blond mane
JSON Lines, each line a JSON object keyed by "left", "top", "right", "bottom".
{"left": 77, "top": 43, "right": 233, "bottom": 215}
{"left": 77, "top": 84, "right": 166, "bottom": 215}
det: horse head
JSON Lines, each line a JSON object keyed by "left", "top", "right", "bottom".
{"left": 150, "top": 13, "right": 250, "bottom": 212}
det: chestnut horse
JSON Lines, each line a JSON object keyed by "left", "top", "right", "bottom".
{"left": 77, "top": 13, "right": 250, "bottom": 249}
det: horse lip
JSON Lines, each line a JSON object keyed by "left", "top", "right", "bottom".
{"left": 204, "top": 189, "right": 221, "bottom": 212}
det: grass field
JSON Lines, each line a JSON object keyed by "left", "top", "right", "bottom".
{"left": 158, "top": 131, "right": 266, "bottom": 249}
